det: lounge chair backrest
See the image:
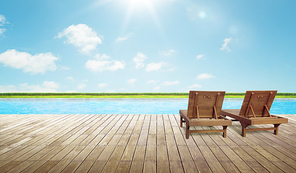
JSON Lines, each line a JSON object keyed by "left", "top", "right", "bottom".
{"left": 239, "top": 90, "right": 277, "bottom": 118}
{"left": 187, "top": 91, "right": 225, "bottom": 119}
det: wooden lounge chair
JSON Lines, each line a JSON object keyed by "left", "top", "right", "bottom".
{"left": 179, "top": 91, "right": 232, "bottom": 139}
{"left": 221, "top": 90, "right": 288, "bottom": 137}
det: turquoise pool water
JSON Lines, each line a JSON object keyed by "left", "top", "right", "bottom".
{"left": 0, "top": 98, "right": 295, "bottom": 114}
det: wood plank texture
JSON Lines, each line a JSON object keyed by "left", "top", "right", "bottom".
{"left": 0, "top": 114, "right": 295, "bottom": 173}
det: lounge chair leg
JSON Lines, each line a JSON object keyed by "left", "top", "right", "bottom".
{"left": 180, "top": 116, "right": 183, "bottom": 127}
{"left": 222, "top": 126, "right": 227, "bottom": 138}
{"left": 240, "top": 122, "right": 248, "bottom": 137}
{"left": 186, "top": 125, "right": 190, "bottom": 139}
{"left": 274, "top": 124, "right": 280, "bottom": 135}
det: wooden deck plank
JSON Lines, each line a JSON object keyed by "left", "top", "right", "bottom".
{"left": 74, "top": 160, "right": 94, "bottom": 172}
{"left": 124, "top": 115, "right": 138, "bottom": 135}
{"left": 45, "top": 145, "right": 84, "bottom": 171}
{"left": 33, "top": 160, "right": 59, "bottom": 173}
{"left": 157, "top": 145, "right": 168, "bottom": 162}
{"left": 186, "top": 144, "right": 212, "bottom": 172}
{"left": 178, "top": 146, "right": 199, "bottom": 172}
{"left": 0, "top": 145, "right": 36, "bottom": 167}
{"left": 157, "top": 161, "right": 170, "bottom": 173}
{"left": 228, "top": 145, "right": 268, "bottom": 173}
{"left": 115, "top": 161, "right": 131, "bottom": 173}
{"left": 246, "top": 133, "right": 296, "bottom": 172}
{"left": 130, "top": 161, "right": 144, "bottom": 173}
{"left": 60, "top": 161, "right": 81, "bottom": 173}
{"left": 48, "top": 158, "right": 79, "bottom": 173}
{"left": 121, "top": 142, "right": 137, "bottom": 161}
{"left": 228, "top": 122, "right": 295, "bottom": 173}
{"left": 132, "top": 145, "right": 146, "bottom": 161}
{"left": 143, "top": 161, "right": 156, "bottom": 173}
{"left": 15, "top": 145, "right": 48, "bottom": 161}
{"left": 201, "top": 134, "right": 240, "bottom": 173}
{"left": 241, "top": 146, "right": 284, "bottom": 173}
{"left": 84, "top": 145, "right": 105, "bottom": 161}
{"left": 219, "top": 145, "right": 254, "bottom": 172}
{"left": 101, "top": 145, "right": 126, "bottom": 173}
{"left": 169, "top": 160, "right": 184, "bottom": 173}
{"left": 163, "top": 114, "right": 173, "bottom": 134}
{"left": 6, "top": 160, "right": 34, "bottom": 173}
{"left": 157, "top": 127, "right": 166, "bottom": 146}
{"left": 0, "top": 114, "right": 295, "bottom": 173}
{"left": 145, "top": 145, "right": 156, "bottom": 161}
{"left": 88, "top": 161, "right": 106, "bottom": 173}
{"left": 118, "top": 122, "right": 139, "bottom": 167}
{"left": 138, "top": 127, "right": 149, "bottom": 146}
{"left": 198, "top": 145, "right": 227, "bottom": 172}
{"left": 0, "top": 161, "right": 23, "bottom": 173}
{"left": 72, "top": 145, "right": 97, "bottom": 161}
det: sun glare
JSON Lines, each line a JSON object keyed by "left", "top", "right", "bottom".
{"left": 128, "top": 0, "right": 154, "bottom": 9}
{"left": 121, "top": 0, "right": 162, "bottom": 34}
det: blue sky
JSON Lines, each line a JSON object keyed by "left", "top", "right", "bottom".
{"left": 0, "top": 0, "right": 295, "bottom": 93}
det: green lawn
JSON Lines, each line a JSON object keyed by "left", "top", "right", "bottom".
{"left": 0, "top": 93, "right": 295, "bottom": 98}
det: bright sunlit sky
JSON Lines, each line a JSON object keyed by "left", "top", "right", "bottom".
{"left": 0, "top": 0, "right": 295, "bottom": 93}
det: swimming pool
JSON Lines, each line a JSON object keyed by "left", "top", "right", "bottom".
{"left": 0, "top": 98, "right": 295, "bottom": 114}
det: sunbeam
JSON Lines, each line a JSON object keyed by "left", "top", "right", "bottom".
{"left": 121, "top": 0, "right": 163, "bottom": 34}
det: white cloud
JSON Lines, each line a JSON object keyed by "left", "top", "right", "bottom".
{"left": 0, "top": 81, "right": 60, "bottom": 92}
{"left": 133, "top": 52, "right": 147, "bottom": 69}
{"left": 146, "top": 80, "right": 157, "bottom": 84}
{"left": 56, "top": 24, "right": 102, "bottom": 55}
{"left": 93, "top": 53, "right": 110, "bottom": 60}
{"left": 20, "top": 81, "right": 60, "bottom": 92}
{"left": 127, "top": 78, "right": 136, "bottom": 86}
{"left": 162, "top": 80, "right": 179, "bottom": 86}
{"left": 77, "top": 84, "right": 87, "bottom": 90}
{"left": 42, "top": 81, "right": 60, "bottom": 89}
{"left": 116, "top": 36, "right": 128, "bottom": 43}
{"left": 0, "top": 49, "right": 58, "bottom": 74}
{"left": 154, "top": 86, "right": 160, "bottom": 91}
{"left": 115, "top": 33, "right": 133, "bottom": 43}
{"left": 196, "top": 54, "right": 205, "bottom": 59}
{"left": 98, "top": 83, "right": 108, "bottom": 88}
{"left": 160, "top": 49, "right": 176, "bottom": 57}
{"left": 0, "top": 28, "right": 6, "bottom": 35}
{"left": 220, "top": 37, "right": 232, "bottom": 51}
{"left": 85, "top": 54, "right": 125, "bottom": 72}
{"left": 188, "top": 84, "right": 202, "bottom": 88}
{"left": 59, "top": 66, "right": 70, "bottom": 70}
{"left": 196, "top": 73, "right": 215, "bottom": 80}
{"left": 154, "top": 80, "right": 179, "bottom": 90}
{"left": 0, "top": 15, "right": 6, "bottom": 25}
{"left": 0, "top": 85, "right": 17, "bottom": 92}
{"left": 0, "top": 15, "right": 8, "bottom": 36}
{"left": 145, "top": 62, "right": 164, "bottom": 72}
{"left": 66, "top": 76, "right": 74, "bottom": 81}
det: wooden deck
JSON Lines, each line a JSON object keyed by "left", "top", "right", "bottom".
{"left": 0, "top": 114, "right": 296, "bottom": 173}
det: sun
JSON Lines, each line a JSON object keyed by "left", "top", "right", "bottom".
{"left": 126, "top": 0, "right": 153, "bottom": 6}
{"left": 121, "top": 0, "right": 162, "bottom": 33}
{"left": 125, "top": 0, "right": 156, "bottom": 13}
{"left": 127, "top": 0, "right": 154, "bottom": 9}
